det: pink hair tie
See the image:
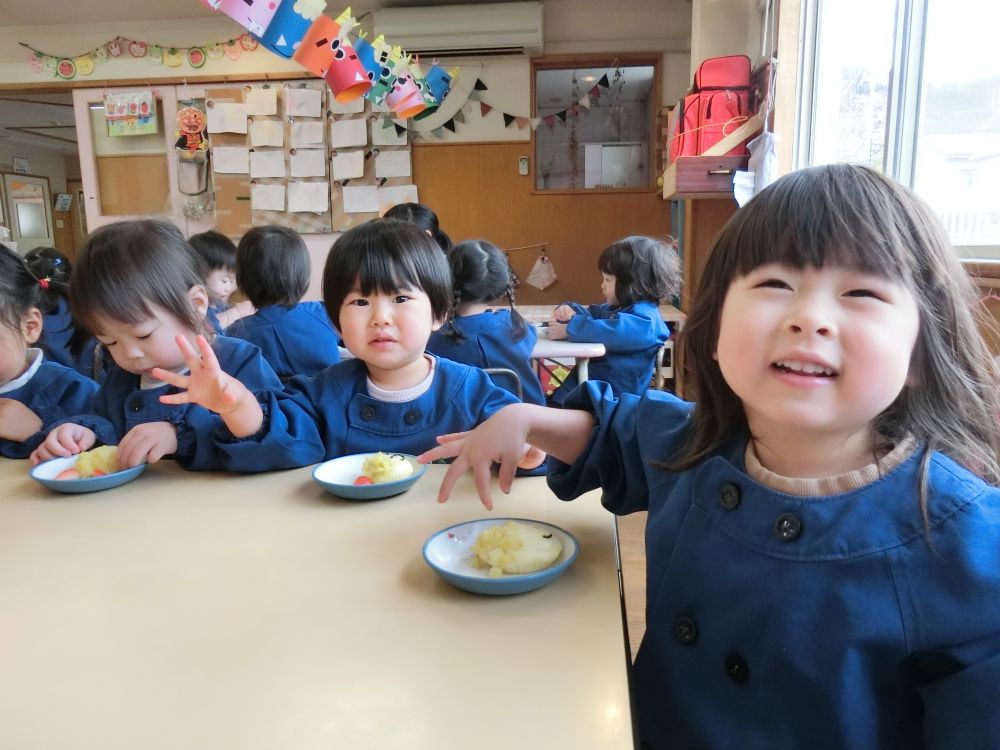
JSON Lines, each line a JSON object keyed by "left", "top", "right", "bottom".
{"left": 39, "top": 277, "right": 51, "bottom": 289}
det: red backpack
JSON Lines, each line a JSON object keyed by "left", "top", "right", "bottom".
{"left": 668, "top": 55, "right": 753, "bottom": 162}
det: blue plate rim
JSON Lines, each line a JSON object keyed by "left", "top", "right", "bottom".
{"left": 29, "top": 455, "right": 147, "bottom": 490}
{"left": 422, "top": 517, "right": 579, "bottom": 584}
{"left": 311, "top": 452, "right": 427, "bottom": 491}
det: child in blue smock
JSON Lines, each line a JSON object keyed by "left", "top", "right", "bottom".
{"left": 426, "top": 239, "right": 546, "bottom": 406}
{"left": 422, "top": 164, "right": 1000, "bottom": 750}
{"left": 383, "top": 202, "right": 452, "bottom": 252}
{"left": 547, "top": 235, "right": 680, "bottom": 405}
{"left": 155, "top": 219, "right": 544, "bottom": 473}
{"left": 30, "top": 220, "right": 282, "bottom": 471}
{"left": 224, "top": 225, "right": 340, "bottom": 381}
{"left": 0, "top": 244, "right": 97, "bottom": 459}
{"left": 188, "top": 230, "right": 253, "bottom": 333}
{"left": 23, "top": 246, "right": 99, "bottom": 380}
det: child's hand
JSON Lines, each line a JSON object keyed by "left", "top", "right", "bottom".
{"left": 153, "top": 335, "right": 264, "bottom": 438}
{"left": 0, "top": 397, "right": 43, "bottom": 442}
{"left": 117, "top": 421, "right": 177, "bottom": 467}
{"left": 30, "top": 423, "right": 96, "bottom": 464}
{"left": 546, "top": 322, "right": 568, "bottom": 340}
{"left": 417, "top": 404, "right": 534, "bottom": 510}
{"left": 517, "top": 445, "right": 546, "bottom": 470}
{"left": 553, "top": 304, "right": 576, "bottom": 323}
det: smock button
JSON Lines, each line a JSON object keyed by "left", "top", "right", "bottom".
{"left": 718, "top": 482, "right": 741, "bottom": 510}
{"left": 404, "top": 409, "right": 421, "bottom": 425}
{"left": 361, "top": 405, "right": 376, "bottom": 421}
{"left": 773, "top": 512, "right": 803, "bottom": 541}
{"left": 673, "top": 615, "right": 698, "bottom": 645}
{"left": 128, "top": 398, "right": 143, "bottom": 413}
{"left": 725, "top": 653, "right": 749, "bottom": 684}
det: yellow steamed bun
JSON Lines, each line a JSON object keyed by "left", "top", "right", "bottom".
{"left": 471, "top": 521, "right": 563, "bottom": 577}
{"left": 360, "top": 452, "right": 414, "bottom": 484}
{"left": 74, "top": 445, "right": 121, "bottom": 477}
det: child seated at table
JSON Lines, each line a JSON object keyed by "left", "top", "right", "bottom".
{"left": 30, "top": 220, "right": 283, "bottom": 470}
{"left": 0, "top": 244, "right": 98, "bottom": 459}
{"left": 224, "top": 225, "right": 341, "bottom": 381}
{"left": 383, "top": 202, "right": 452, "bottom": 252}
{"left": 188, "top": 230, "right": 254, "bottom": 333}
{"left": 153, "top": 219, "right": 544, "bottom": 472}
{"left": 547, "top": 235, "right": 680, "bottom": 406}
{"left": 426, "top": 239, "right": 546, "bottom": 406}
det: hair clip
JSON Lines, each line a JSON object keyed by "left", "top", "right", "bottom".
{"left": 39, "top": 277, "right": 51, "bottom": 289}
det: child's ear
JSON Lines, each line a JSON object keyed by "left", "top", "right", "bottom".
{"left": 187, "top": 284, "right": 210, "bottom": 318}
{"left": 20, "top": 307, "right": 43, "bottom": 345}
{"left": 431, "top": 316, "right": 445, "bottom": 332}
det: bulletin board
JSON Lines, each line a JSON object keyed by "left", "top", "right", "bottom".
{"left": 205, "top": 80, "right": 417, "bottom": 237}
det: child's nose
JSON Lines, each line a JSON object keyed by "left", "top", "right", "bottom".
{"left": 369, "top": 300, "right": 392, "bottom": 325}
{"left": 785, "top": 300, "right": 835, "bottom": 337}
{"left": 125, "top": 342, "right": 145, "bottom": 359}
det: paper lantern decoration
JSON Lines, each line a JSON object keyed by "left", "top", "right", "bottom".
{"left": 385, "top": 65, "right": 426, "bottom": 119}
{"left": 292, "top": 14, "right": 341, "bottom": 77}
{"left": 352, "top": 34, "right": 381, "bottom": 83}
{"left": 258, "top": 0, "right": 325, "bottom": 58}
{"left": 365, "top": 45, "right": 403, "bottom": 106}
{"left": 412, "top": 63, "right": 453, "bottom": 121}
{"left": 323, "top": 37, "right": 371, "bottom": 102}
{"left": 216, "top": 0, "right": 282, "bottom": 39}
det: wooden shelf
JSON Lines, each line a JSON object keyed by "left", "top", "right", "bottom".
{"left": 661, "top": 155, "right": 748, "bottom": 200}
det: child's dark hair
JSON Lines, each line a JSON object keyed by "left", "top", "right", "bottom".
{"left": 383, "top": 202, "right": 452, "bottom": 252}
{"left": 23, "top": 246, "right": 71, "bottom": 314}
{"left": 70, "top": 220, "right": 210, "bottom": 337}
{"left": 0, "top": 243, "right": 40, "bottom": 332}
{"left": 322, "top": 218, "right": 452, "bottom": 330}
{"left": 236, "top": 225, "right": 310, "bottom": 308}
{"left": 674, "top": 163, "right": 1000, "bottom": 502}
{"left": 443, "top": 239, "right": 527, "bottom": 342}
{"left": 189, "top": 230, "right": 237, "bottom": 273}
{"left": 599, "top": 235, "right": 681, "bottom": 308}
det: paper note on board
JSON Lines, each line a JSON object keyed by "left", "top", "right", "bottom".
{"left": 250, "top": 149, "right": 286, "bottom": 178}
{"left": 375, "top": 150, "right": 411, "bottom": 179}
{"left": 291, "top": 120, "right": 325, "bottom": 147}
{"left": 213, "top": 146, "right": 250, "bottom": 174}
{"left": 372, "top": 120, "right": 407, "bottom": 146}
{"left": 244, "top": 87, "right": 278, "bottom": 116}
{"left": 285, "top": 88, "right": 323, "bottom": 117}
{"left": 328, "top": 97, "right": 365, "bottom": 115}
{"left": 290, "top": 149, "right": 327, "bottom": 177}
{"left": 249, "top": 120, "right": 285, "bottom": 147}
{"left": 251, "top": 183, "right": 285, "bottom": 211}
{"left": 332, "top": 149, "right": 365, "bottom": 180}
{"left": 288, "top": 181, "right": 329, "bottom": 213}
{"left": 207, "top": 102, "right": 248, "bottom": 134}
{"left": 342, "top": 184, "right": 418, "bottom": 214}
{"left": 330, "top": 118, "right": 367, "bottom": 148}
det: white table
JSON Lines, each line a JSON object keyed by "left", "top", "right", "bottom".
{"left": 516, "top": 303, "right": 687, "bottom": 328}
{"left": 0, "top": 460, "right": 633, "bottom": 750}
{"left": 531, "top": 327, "right": 606, "bottom": 382}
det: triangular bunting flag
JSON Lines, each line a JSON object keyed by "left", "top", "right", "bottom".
{"left": 474, "top": 78, "right": 488, "bottom": 91}
{"left": 453, "top": 109, "right": 465, "bottom": 123}
{"left": 443, "top": 119, "right": 456, "bottom": 133}
{"left": 589, "top": 85, "right": 600, "bottom": 96}
{"left": 381, "top": 117, "right": 393, "bottom": 129}
{"left": 432, "top": 127, "right": 444, "bottom": 138}
{"left": 579, "top": 95, "right": 591, "bottom": 108}
{"left": 515, "top": 116, "right": 528, "bottom": 129}
{"left": 480, "top": 102, "right": 493, "bottom": 117}
{"left": 468, "top": 90, "right": 480, "bottom": 101}
{"left": 544, "top": 115, "right": 556, "bottom": 128}
{"left": 393, "top": 123, "right": 406, "bottom": 136}
{"left": 556, "top": 110, "right": 567, "bottom": 122}
{"left": 598, "top": 74, "right": 610, "bottom": 88}
{"left": 529, "top": 117, "right": 541, "bottom": 130}
{"left": 502, "top": 113, "right": 515, "bottom": 127}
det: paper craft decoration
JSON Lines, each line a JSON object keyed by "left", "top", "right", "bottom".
{"left": 290, "top": 149, "right": 327, "bottom": 177}
{"left": 324, "top": 37, "right": 371, "bottom": 103}
{"left": 259, "top": 0, "right": 324, "bottom": 58}
{"left": 366, "top": 45, "right": 403, "bottom": 106}
{"left": 285, "top": 87, "right": 323, "bottom": 117}
{"left": 174, "top": 103, "right": 208, "bottom": 153}
{"left": 332, "top": 149, "right": 364, "bottom": 180}
{"left": 251, "top": 183, "right": 286, "bottom": 211}
{"left": 245, "top": 87, "right": 278, "bottom": 116}
{"left": 352, "top": 34, "right": 382, "bottom": 85}
{"left": 526, "top": 255, "right": 558, "bottom": 290}
{"left": 287, "top": 181, "right": 329, "bottom": 213}
{"left": 372, "top": 119, "right": 407, "bottom": 146}
{"left": 215, "top": 0, "right": 281, "bottom": 38}
{"left": 291, "top": 120, "right": 324, "bottom": 146}
{"left": 375, "top": 150, "right": 411, "bottom": 179}
{"left": 413, "top": 63, "right": 453, "bottom": 121}
{"left": 249, "top": 119, "right": 284, "bottom": 147}
{"left": 207, "top": 102, "right": 248, "bottom": 134}
{"left": 342, "top": 184, "right": 417, "bottom": 214}
{"left": 330, "top": 118, "right": 367, "bottom": 148}
{"left": 384, "top": 65, "right": 426, "bottom": 119}
{"left": 213, "top": 146, "right": 250, "bottom": 174}
{"left": 292, "top": 14, "right": 340, "bottom": 77}
{"left": 250, "top": 149, "right": 286, "bottom": 178}
{"left": 104, "top": 91, "right": 158, "bottom": 136}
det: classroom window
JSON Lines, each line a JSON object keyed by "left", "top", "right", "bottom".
{"left": 532, "top": 55, "right": 659, "bottom": 192}
{"left": 798, "top": 0, "right": 1000, "bottom": 256}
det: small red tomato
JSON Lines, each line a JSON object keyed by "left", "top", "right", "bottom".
{"left": 353, "top": 476, "right": 373, "bottom": 486}
{"left": 92, "top": 469, "right": 107, "bottom": 477}
{"left": 56, "top": 468, "right": 81, "bottom": 480}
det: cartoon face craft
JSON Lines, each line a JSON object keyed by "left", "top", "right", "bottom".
{"left": 292, "top": 14, "right": 341, "bottom": 77}
{"left": 323, "top": 37, "right": 371, "bottom": 102}
{"left": 386, "top": 71, "right": 426, "bottom": 119}
{"left": 412, "top": 64, "right": 453, "bottom": 121}
{"left": 259, "top": 0, "right": 322, "bottom": 59}
{"left": 366, "top": 55, "right": 399, "bottom": 107}
{"left": 352, "top": 36, "right": 381, "bottom": 83}
{"left": 217, "top": 0, "right": 281, "bottom": 39}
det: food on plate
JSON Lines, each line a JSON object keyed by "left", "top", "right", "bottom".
{"left": 470, "top": 521, "right": 563, "bottom": 577}
{"left": 355, "top": 452, "right": 414, "bottom": 484}
{"left": 56, "top": 445, "right": 122, "bottom": 480}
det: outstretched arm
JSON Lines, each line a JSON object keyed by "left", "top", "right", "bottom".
{"left": 153, "top": 335, "right": 264, "bottom": 438}
{"left": 417, "top": 403, "right": 594, "bottom": 510}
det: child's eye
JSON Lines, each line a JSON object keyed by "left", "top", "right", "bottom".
{"left": 393, "top": 294, "right": 411, "bottom": 304}
{"left": 755, "top": 278, "right": 791, "bottom": 290}
{"left": 137, "top": 333, "right": 153, "bottom": 340}
{"left": 348, "top": 298, "right": 368, "bottom": 306}
{"left": 844, "top": 289, "right": 885, "bottom": 301}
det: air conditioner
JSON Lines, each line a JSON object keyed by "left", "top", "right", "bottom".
{"left": 374, "top": 1, "right": 543, "bottom": 58}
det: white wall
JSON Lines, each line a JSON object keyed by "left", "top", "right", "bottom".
{"left": 0, "top": 143, "right": 68, "bottom": 192}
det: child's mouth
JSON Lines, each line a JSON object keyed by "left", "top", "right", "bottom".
{"left": 771, "top": 359, "right": 837, "bottom": 377}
